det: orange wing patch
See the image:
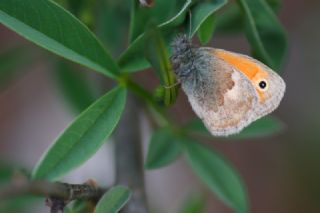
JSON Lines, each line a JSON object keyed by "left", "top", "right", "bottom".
{"left": 213, "top": 49, "right": 268, "bottom": 103}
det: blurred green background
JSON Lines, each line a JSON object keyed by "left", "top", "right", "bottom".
{"left": 1, "top": 0, "right": 320, "bottom": 212}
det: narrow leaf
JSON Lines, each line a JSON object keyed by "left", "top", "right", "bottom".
{"left": 95, "top": 186, "right": 131, "bottom": 213}
{"left": 266, "top": 0, "right": 282, "bottom": 12}
{"left": 145, "top": 128, "right": 182, "bottom": 169}
{"left": 230, "top": 116, "right": 285, "bottom": 139}
{"left": 0, "top": 196, "right": 39, "bottom": 213}
{"left": 0, "top": 0, "right": 119, "bottom": 78}
{"left": 184, "top": 116, "right": 285, "bottom": 139}
{"left": 190, "top": 0, "right": 227, "bottom": 37}
{"left": 94, "top": 0, "right": 130, "bottom": 57}
{"left": 65, "top": 0, "right": 87, "bottom": 17}
{"left": 129, "top": 0, "right": 180, "bottom": 43}
{"left": 215, "top": 0, "right": 281, "bottom": 35}
{"left": 145, "top": 26, "right": 178, "bottom": 106}
{"left": 119, "top": 0, "right": 228, "bottom": 73}
{"left": 118, "top": 0, "right": 192, "bottom": 73}
{"left": 0, "top": 163, "right": 14, "bottom": 184}
{"left": 215, "top": 4, "right": 244, "bottom": 34}
{"left": 0, "top": 163, "right": 28, "bottom": 186}
{"left": 236, "top": 0, "right": 287, "bottom": 70}
{"left": 185, "top": 140, "right": 248, "bottom": 213}
{"left": 183, "top": 119, "right": 211, "bottom": 137}
{"left": 32, "top": 86, "right": 126, "bottom": 180}
{"left": 197, "top": 13, "right": 216, "bottom": 44}
{"left": 70, "top": 200, "right": 94, "bottom": 213}
{"left": 179, "top": 195, "right": 206, "bottom": 213}
{"left": 117, "top": 33, "right": 152, "bottom": 73}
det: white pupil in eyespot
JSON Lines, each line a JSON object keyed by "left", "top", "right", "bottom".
{"left": 259, "top": 81, "right": 267, "bottom": 89}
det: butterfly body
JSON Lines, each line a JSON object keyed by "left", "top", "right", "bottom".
{"left": 171, "top": 35, "right": 285, "bottom": 136}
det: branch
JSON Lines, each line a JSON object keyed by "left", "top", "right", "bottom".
{"left": 0, "top": 179, "right": 106, "bottom": 213}
{"left": 113, "top": 92, "right": 148, "bottom": 213}
{"left": 0, "top": 79, "right": 157, "bottom": 213}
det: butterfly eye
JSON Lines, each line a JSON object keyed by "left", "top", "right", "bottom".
{"left": 258, "top": 80, "right": 268, "bottom": 90}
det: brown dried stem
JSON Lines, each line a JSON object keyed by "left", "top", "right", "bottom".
{"left": 0, "top": 179, "right": 106, "bottom": 213}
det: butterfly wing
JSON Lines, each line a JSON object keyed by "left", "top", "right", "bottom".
{"left": 181, "top": 48, "right": 259, "bottom": 136}
{"left": 212, "top": 48, "right": 286, "bottom": 119}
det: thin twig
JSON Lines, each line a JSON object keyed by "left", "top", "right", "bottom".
{"left": 0, "top": 179, "right": 107, "bottom": 212}
{"left": 0, "top": 180, "right": 105, "bottom": 201}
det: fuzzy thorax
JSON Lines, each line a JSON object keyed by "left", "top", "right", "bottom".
{"left": 170, "top": 35, "right": 197, "bottom": 79}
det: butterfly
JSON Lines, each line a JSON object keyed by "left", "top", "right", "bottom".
{"left": 170, "top": 35, "right": 286, "bottom": 136}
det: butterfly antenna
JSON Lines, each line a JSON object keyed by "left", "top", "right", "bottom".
{"left": 162, "top": 80, "right": 181, "bottom": 89}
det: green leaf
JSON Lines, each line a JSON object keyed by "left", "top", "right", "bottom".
{"left": 0, "top": 196, "right": 39, "bottom": 213}
{"left": 0, "top": 163, "right": 14, "bottom": 184}
{"left": 54, "top": 61, "right": 97, "bottom": 113}
{"left": 65, "top": 0, "right": 87, "bottom": 17}
{"left": 266, "top": 0, "right": 282, "bottom": 12}
{"left": 236, "top": 0, "right": 287, "bottom": 70}
{"left": 0, "top": 163, "right": 28, "bottom": 186}
{"left": 129, "top": 0, "right": 185, "bottom": 43}
{"left": 145, "top": 128, "right": 182, "bottom": 169}
{"left": 190, "top": 0, "right": 227, "bottom": 37}
{"left": 179, "top": 194, "right": 206, "bottom": 213}
{"left": 94, "top": 0, "right": 130, "bottom": 57}
{"left": 215, "top": 4, "right": 244, "bottom": 34}
{"left": 118, "top": 0, "right": 192, "bottom": 73}
{"left": 185, "top": 140, "right": 248, "bottom": 213}
{"left": 119, "top": 0, "right": 229, "bottom": 73}
{"left": 230, "top": 116, "right": 285, "bottom": 139}
{"left": 197, "top": 13, "right": 216, "bottom": 44}
{"left": 0, "top": 0, "right": 119, "bottom": 78}
{"left": 183, "top": 119, "right": 211, "bottom": 136}
{"left": 32, "top": 86, "right": 127, "bottom": 180}
{"left": 95, "top": 186, "right": 131, "bottom": 213}
{"left": 63, "top": 206, "right": 72, "bottom": 213}
{"left": 69, "top": 200, "right": 93, "bottom": 213}
{"left": 184, "top": 116, "right": 284, "bottom": 139}
{"left": 145, "top": 26, "right": 178, "bottom": 106}
{"left": 117, "top": 33, "right": 152, "bottom": 73}
{"left": 215, "top": 0, "right": 281, "bottom": 35}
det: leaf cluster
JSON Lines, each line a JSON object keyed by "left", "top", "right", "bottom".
{"left": 0, "top": 0, "right": 287, "bottom": 212}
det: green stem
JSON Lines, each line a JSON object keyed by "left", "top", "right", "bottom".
{"left": 125, "top": 78, "right": 172, "bottom": 126}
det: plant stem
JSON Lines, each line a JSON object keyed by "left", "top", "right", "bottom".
{"left": 126, "top": 78, "right": 172, "bottom": 126}
{"left": 0, "top": 180, "right": 105, "bottom": 201}
{"left": 113, "top": 92, "right": 148, "bottom": 213}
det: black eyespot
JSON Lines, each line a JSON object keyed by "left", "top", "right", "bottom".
{"left": 259, "top": 80, "right": 267, "bottom": 89}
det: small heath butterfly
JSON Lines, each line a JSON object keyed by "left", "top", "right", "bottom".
{"left": 171, "top": 35, "right": 286, "bottom": 136}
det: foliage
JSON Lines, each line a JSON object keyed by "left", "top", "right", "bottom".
{"left": 32, "top": 86, "right": 126, "bottom": 180}
{"left": 95, "top": 186, "right": 131, "bottom": 213}
{"left": 0, "top": 0, "right": 287, "bottom": 212}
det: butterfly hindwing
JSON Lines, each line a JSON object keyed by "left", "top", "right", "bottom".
{"left": 183, "top": 48, "right": 259, "bottom": 136}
